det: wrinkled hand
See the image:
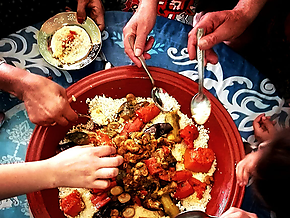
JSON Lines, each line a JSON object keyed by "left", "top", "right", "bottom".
{"left": 76, "top": 0, "right": 105, "bottom": 31}
{"left": 236, "top": 150, "right": 263, "bottom": 186}
{"left": 220, "top": 207, "right": 257, "bottom": 218}
{"left": 20, "top": 73, "right": 78, "bottom": 126}
{"left": 253, "top": 113, "right": 276, "bottom": 142}
{"left": 48, "top": 146, "right": 123, "bottom": 189}
{"left": 123, "top": 5, "right": 156, "bottom": 67}
{"left": 188, "top": 9, "right": 252, "bottom": 65}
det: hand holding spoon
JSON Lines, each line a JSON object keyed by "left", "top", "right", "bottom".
{"left": 190, "top": 28, "right": 211, "bottom": 125}
{"left": 128, "top": 35, "right": 172, "bottom": 112}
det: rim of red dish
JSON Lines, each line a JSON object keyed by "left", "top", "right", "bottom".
{"left": 26, "top": 65, "right": 245, "bottom": 218}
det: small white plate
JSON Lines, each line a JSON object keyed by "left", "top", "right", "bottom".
{"left": 37, "top": 11, "right": 102, "bottom": 70}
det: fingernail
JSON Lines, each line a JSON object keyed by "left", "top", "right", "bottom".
{"left": 135, "top": 48, "right": 142, "bottom": 57}
{"left": 198, "top": 38, "right": 208, "bottom": 48}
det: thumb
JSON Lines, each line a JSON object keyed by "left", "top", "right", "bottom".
{"left": 134, "top": 34, "right": 148, "bottom": 57}
{"left": 77, "top": 1, "right": 87, "bottom": 24}
{"left": 198, "top": 30, "right": 225, "bottom": 50}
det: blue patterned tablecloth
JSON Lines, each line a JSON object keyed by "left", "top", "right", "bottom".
{"left": 0, "top": 11, "right": 289, "bottom": 218}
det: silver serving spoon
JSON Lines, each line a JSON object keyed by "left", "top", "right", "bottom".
{"left": 190, "top": 28, "right": 211, "bottom": 125}
{"left": 128, "top": 35, "right": 172, "bottom": 112}
{"left": 175, "top": 210, "right": 218, "bottom": 218}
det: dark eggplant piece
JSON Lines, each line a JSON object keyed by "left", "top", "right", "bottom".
{"left": 65, "top": 132, "right": 89, "bottom": 145}
{"left": 143, "top": 123, "right": 173, "bottom": 139}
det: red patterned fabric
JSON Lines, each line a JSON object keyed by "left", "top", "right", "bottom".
{"left": 123, "top": 0, "right": 196, "bottom": 25}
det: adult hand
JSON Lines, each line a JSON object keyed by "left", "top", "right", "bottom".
{"left": 188, "top": 9, "right": 252, "bottom": 65}
{"left": 76, "top": 0, "right": 105, "bottom": 31}
{"left": 20, "top": 72, "right": 78, "bottom": 126}
{"left": 220, "top": 207, "right": 258, "bottom": 218}
{"left": 253, "top": 113, "right": 277, "bottom": 142}
{"left": 48, "top": 145, "right": 123, "bottom": 189}
{"left": 123, "top": 1, "right": 157, "bottom": 67}
{"left": 236, "top": 150, "right": 263, "bottom": 186}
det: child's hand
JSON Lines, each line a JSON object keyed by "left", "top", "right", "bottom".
{"left": 236, "top": 150, "right": 263, "bottom": 186}
{"left": 253, "top": 113, "right": 276, "bottom": 142}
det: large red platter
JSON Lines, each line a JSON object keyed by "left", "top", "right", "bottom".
{"left": 26, "top": 66, "right": 244, "bottom": 218}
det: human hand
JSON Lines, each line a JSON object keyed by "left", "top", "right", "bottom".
{"left": 76, "top": 0, "right": 105, "bottom": 31}
{"left": 19, "top": 72, "right": 78, "bottom": 126}
{"left": 220, "top": 207, "right": 257, "bottom": 218}
{"left": 236, "top": 150, "right": 263, "bottom": 186}
{"left": 123, "top": 3, "right": 157, "bottom": 67}
{"left": 187, "top": 9, "right": 252, "bottom": 65}
{"left": 48, "top": 145, "right": 123, "bottom": 189}
{"left": 253, "top": 113, "right": 277, "bottom": 142}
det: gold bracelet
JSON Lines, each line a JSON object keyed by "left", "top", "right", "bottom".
{"left": 0, "top": 57, "right": 6, "bottom": 65}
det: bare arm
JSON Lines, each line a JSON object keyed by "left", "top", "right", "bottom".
{"left": 123, "top": 0, "right": 158, "bottom": 67}
{"left": 188, "top": 0, "right": 268, "bottom": 64}
{"left": 0, "top": 63, "right": 78, "bottom": 126}
{"left": 0, "top": 146, "right": 123, "bottom": 200}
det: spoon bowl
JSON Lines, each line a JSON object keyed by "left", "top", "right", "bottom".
{"left": 190, "top": 28, "right": 211, "bottom": 124}
{"left": 175, "top": 210, "right": 218, "bottom": 218}
{"left": 128, "top": 35, "right": 172, "bottom": 112}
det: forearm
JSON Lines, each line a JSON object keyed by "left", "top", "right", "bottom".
{"left": 0, "top": 63, "right": 30, "bottom": 100}
{"left": 0, "top": 160, "right": 56, "bottom": 200}
{"left": 234, "top": 0, "right": 268, "bottom": 23}
{"left": 137, "top": 0, "right": 158, "bottom": 14}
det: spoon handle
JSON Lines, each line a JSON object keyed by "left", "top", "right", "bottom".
{"left": 197, "top": 28, "right": 205, "bottom": 95}
{"left": 128, "top": 35, "right": 155, "bottom": 87}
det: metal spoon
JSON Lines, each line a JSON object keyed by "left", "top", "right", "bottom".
{"left": 128, "top": 35, "right": 171, "bottom": 112}
{"left": 175, "top": 210, "right": 218, "bottom": 218}
{"left": 190, "top": 28, "right": 211, "bottom": 125}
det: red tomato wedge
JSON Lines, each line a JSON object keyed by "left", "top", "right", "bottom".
{"left": 184, "top": 147, "right": 215, "bottom": 173}
{"left": 174, "top": 180, "right": 195, "bottom": 199}
{"left": 179, "top": 125, "right": 199, "bottom": 149}
{"left": 60, "top": 190, "right": 84, "bottom": 217}
{"left": 144, "top": 157, "right": 163, "bottom": 175}
{"left": 120, "top": 117, "right": 144, "bottom": 136}
{"left": 136, "top": 103, "right": 160, "bottom": 123}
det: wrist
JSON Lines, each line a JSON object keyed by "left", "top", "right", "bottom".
{"left": 233, "top": 0, "right": 267, "bottom": 24}
{"left": 0, "top": 63, "right": 31, "bottom": 100}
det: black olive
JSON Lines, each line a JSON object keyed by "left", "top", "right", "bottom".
{"left": 168, "top": 161, "right": 177, "bottom": 168}
{"left": 93, "top": 211, "right": 103, "bottom": 218}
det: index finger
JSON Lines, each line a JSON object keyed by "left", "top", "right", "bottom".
{"left": 91, "top": 146, "right": 117, "bottom": 157}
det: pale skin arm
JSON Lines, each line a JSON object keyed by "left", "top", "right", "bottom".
{"left": 220, "top": 207, "right": 258, "bottom": 218}
{"left": 188, "top": 0, "right": 268, "bottom": 64}
{"left": 0, "top": 63, "right": 78, "bottom": 126}
{"left": 123, "top": 0, "right": 158, "bottom": 67}
{"left": 76, "top": 0, "right": 105, "bottom": 31}
{"left": 0, "top": 146, "right": 123, "bottom": 200}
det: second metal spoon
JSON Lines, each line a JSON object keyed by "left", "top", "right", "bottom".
{"left": 190, "top": 28, "right": 211, "bottom": 125}
{"left": 128, "top": 35, "right": 171, "bottom": 112}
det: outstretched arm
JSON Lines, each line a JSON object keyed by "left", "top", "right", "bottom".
{"left": 188, "top": 0, "right": 268, "bottom": 64}
{"left": 0, "top": 146, "right": 123, "bottom": 200}
{"left": 0, "top": 63, "right": 78, "bottom": 126}
{"left": 123, "top": 0, "right": 158, "bottom": 67}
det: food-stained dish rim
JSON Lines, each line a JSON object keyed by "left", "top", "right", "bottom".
{"left": 26, "top": 66, "right": 245, "bottom": 218}
{"left": 37, "top": 11, "right": 102, "bottom": 70}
